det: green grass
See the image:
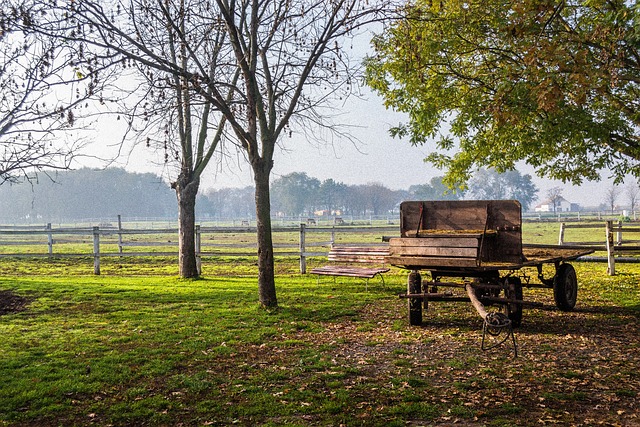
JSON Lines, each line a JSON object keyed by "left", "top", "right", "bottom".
{"left": 1, "top": 223, "right": 640, "bottom": 426}
{"left": 0, "top": 271, "right": 399, "bottom": 426}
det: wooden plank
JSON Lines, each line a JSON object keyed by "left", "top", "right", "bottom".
{"left": 330, "top": 247, "right": 389, "bottom": 253}
{"left": 401, "top": 200, "right": 522, "bottom": 230}
{"left": 328, "top": 255, "right": 387, "bottom": 263}
{"left": 388, "top": 236, "right": 479, "bottom": 258}
{"left": 310, "top": 266, "right": 389, "bottom": 278}
{"left": 330, "top": 250, "right": 389, "bottom": 256}
{"left": 401, "top": 200, "right": 514, "bottom": 233}
{"left": 521, "top": 246, "right": 594, "bottom": 262}
{"left": 389, "top": 236, "right": 480, "bottom": 248}
{"left": 389, "top": 245, "right": 478, "bottom": 258}
{"left": 311, "top": 244, "right": 392, "bottom": 279}
{"left": 386, "top": 255, "right": 481, "bottom": 268}
{"left": 327, "top": 246, "right": 389, "bottom": 264}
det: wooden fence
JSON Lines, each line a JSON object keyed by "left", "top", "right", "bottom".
{"left": 558, "top": 220, "right": 640, "bottom": 275}
{"left": 0, "top": 222, "right": 397, "bottom": 275}
{"left": 6, "top": 219, "right": 640, "bottom": 276}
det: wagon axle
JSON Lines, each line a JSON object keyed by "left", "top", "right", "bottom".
{"left": 399, "top": 271, "right": 535, "bottom": 327}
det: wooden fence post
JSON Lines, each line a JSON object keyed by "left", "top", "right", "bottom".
{"left": 606, "top": 220, "right": 615, "bottom": 276}
{"left": 93, "top": 226, "right": 101, "bottom": 275}
{"left": 299, "top": 223, "right": 306, "bottom": 274}
{"left": 46, "top": 223, "right": 53, "bottom": 256}
{"left": 617, "top": 220, "right": 623, "bottom": 246}
{"left": 117, "top": 214, "right": 123, "bottom": 255}
{"left": 558, "top": 222, "right": 565, "bottom": 245}
{"left": 195, "top": 225, "right": 202, "bottom": 276}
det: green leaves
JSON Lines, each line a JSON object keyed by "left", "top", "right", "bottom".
{"left": 365, "top": 0, "right": 640, "bottom": 186}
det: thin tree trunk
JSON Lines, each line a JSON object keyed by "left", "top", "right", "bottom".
{"left": 254, "top": 162, "right": 278, "bottom": 307}
{"left": 174, "top": 175, "right": 200, "bottom": 278}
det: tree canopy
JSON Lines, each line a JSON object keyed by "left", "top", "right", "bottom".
{"left": 466, "top": 168, "right": 538, "bottom": 211}
{"left": 365, "top": 0, "right": 640, "bottom": 186}
{"left": 408, "top": 176, "right": 462, "bottom": 201}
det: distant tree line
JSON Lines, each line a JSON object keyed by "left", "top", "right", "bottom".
{"left": 0, "top": 168, "right": 175, "bottom": 222}
{"left": 0, "top": 167, "right": 538, "bottom": 222}
{"left": 196, "top": 174, "right": 464, "bottom": 220}
{"left": 201, "top": 169, "right": 538, "bottom": 218}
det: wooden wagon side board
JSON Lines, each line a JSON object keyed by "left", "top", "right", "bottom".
{"left": 394, "top": 200, "right": 524, "bottom": 267}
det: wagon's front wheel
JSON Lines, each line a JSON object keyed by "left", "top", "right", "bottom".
{"left": 554, "top": 263, "right": 578, "bottom": 311}
{"left": 504, "top": 277, "right": 523, "bottom": 328}
{"left": 407, "top": 271, "right": 422, "bottom": 326}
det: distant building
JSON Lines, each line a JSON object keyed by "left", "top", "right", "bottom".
{"left": 534, "top": 197, "right": 579, "bottom": 212}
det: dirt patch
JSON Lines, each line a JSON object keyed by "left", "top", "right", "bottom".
{"left": 0, "top": 289, "right": 31, "bottom": 315}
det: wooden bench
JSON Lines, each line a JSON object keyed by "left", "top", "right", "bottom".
{"left": 310, "top": 245, "right": 390, "bottom": 289}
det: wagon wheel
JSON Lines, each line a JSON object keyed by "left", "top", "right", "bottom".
{"left": 504, "top": 277, "right": 523, "bottom": 328}
{"left": 407, "top": 271, "right": 422, "bottom": 326}
{"left": 554, "top": 263, "right": 578, "bottom": 311}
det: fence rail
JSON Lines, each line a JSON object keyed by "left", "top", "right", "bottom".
{"left": 5, "top": 218, "right": 640, "bottom": 276}
{"left": 0, "top": 221, "right": 398, "bottom": 275}
{"left": 558, "top": 220, "right": 640, "bottom": 275}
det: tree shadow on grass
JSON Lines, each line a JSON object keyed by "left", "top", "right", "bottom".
{"left": 517, "top": 304, "right": 640, "bottom": 337}
{"left": 0, "top": 289, "right": 32, "bottom": 315}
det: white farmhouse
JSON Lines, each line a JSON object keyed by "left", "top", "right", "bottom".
{"left": 534, "top": 197, "right": 578, "bottom": 212}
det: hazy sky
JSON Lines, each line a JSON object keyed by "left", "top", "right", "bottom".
{"left": 99, "top": 85, "right": 614, "bottom": 209}
{"left": 85, "top": 30, "right": 618, "bottom": 210}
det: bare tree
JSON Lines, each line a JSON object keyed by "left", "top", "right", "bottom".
{"left": 27, "top": 0, "right": 235, "bottom": 278}
{"left": 546, "top": 186, "right": 564, "bottom": 213}
{"left": 625, "top": 182, "right": 640, "bottom": 216}
{"left": 117, "top": 4, "right": 230, "bottom": 278}
{"left": 0, "top": 2, "right": 103, "bottom": 184}
{"left": 605, "top": 184, "right": 620, "bottom": 214}
{"left": 34, "top": 0, "right": 392, "bottom": 305}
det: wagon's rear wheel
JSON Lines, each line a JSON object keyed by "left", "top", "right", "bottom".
{"left": 504, "top": 277, "right": 523, "bottom": 328}
{"left": 554, "top": 263, "right": 578, "bottom": 311}
{"left": 407, "top": 271, "right": 422, "bottom": 326}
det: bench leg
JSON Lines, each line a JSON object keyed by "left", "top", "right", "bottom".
{"left": 379, "top": 274, "right": 387, "bottom": 289}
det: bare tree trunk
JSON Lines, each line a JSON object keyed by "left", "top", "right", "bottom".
{"left": 174, "top": 175, "right": 200, "bottom": 278}
{"left": 254, "top": 161, "right": 278, "bottom": 307}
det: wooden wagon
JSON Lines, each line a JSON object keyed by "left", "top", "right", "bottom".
{"left": 387, "top": 200, "right": 593, "bottom": 327}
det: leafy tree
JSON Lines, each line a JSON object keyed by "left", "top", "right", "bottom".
{"left": 466, "top": 168, "right": 538, "bottom": 211}
{"left": 408, "top": 176, "right": 462, "bottom": 201}
{"left": 365, "top": 0, "right": 640, "bottom": 186}
{"left": 318, "top": 179, "right": 349, "bottom": 214}
{"left": 343, "top": 182, "right": 399, "bottom": 216}
{"left": 271, "top": 172, "right": 321, "bottom": 216}
{"left": 361, "top": 182, "right": 399, "bottom": 216}
{"left": 201, "top": 186, "right": 255, "bottom": 220}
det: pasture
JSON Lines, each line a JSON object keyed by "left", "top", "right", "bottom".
{"left": 0, "top": 222, "right": 639, "bottom": 426}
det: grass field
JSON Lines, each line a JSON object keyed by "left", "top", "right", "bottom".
{"left": 1, "top": 224, "right": 639, "bottom": 426}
